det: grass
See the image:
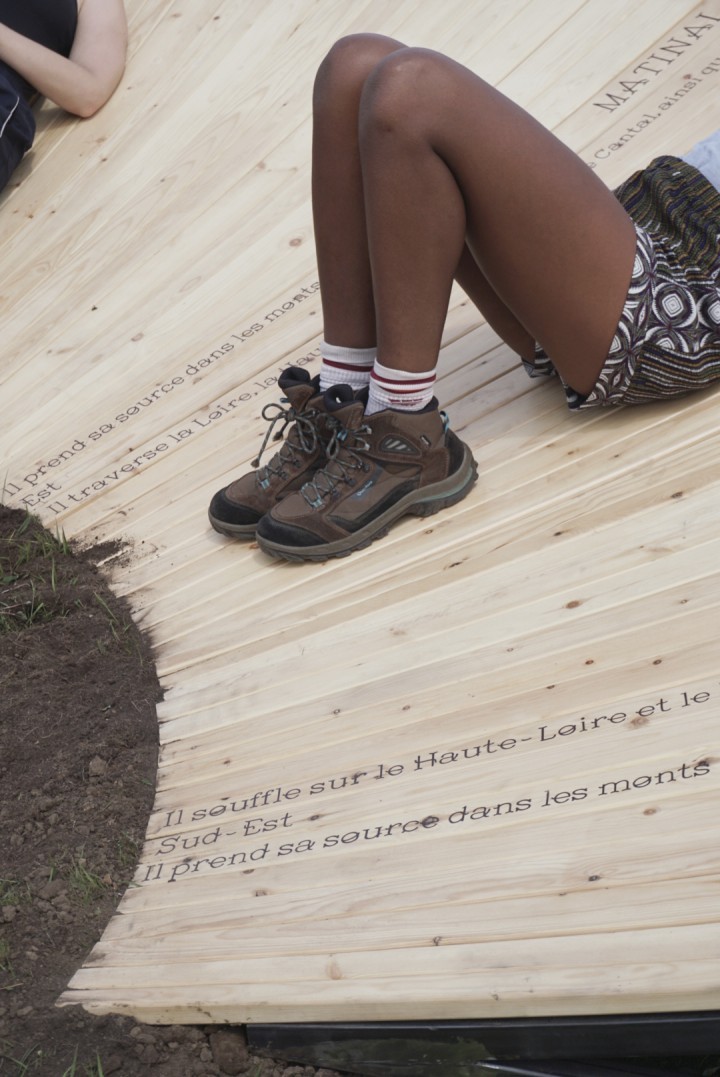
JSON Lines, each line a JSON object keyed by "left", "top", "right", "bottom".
{"left": 0, "top": 1044, "right": 106, "bottom": 1076}
{"left": 0, "top": 940, "right": 13, "bottom": 977}
{"left": 0, "top": 1042, "right": 40, "bottom": 1075}
{"left": 0, "top": 880, "right": 31, "bottom": 909}
{"left": 68, "top": 856, "right": 107, "bottom": 905}
{"left": 115, "top": 831, "right": 140, "bottom": 870}
{"left": 0, "top": 580, "right": 50, "bottom": 631}
{"left": 93, "top": 592, "right": 141, "bottom": 659}
{"left": 0, "top": 513, "right": 73, "bottom": 632}
{"left": 0, "top": 512, "right": 136, "bottom": 653}
{"left": 60, "top": 1048, "right": 105, "bottom": 1076}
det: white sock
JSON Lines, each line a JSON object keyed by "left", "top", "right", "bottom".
{"left": 319, "top": 341, "right": 376, "bottom": 391}
{"left": 366, "top": 359, "right": 437, "bottom": 415}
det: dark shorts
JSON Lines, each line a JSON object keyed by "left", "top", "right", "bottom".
{"left": 526, "top": 157, "right": 720, "bottom": 409}
{"left": 0, "top": 72, "right": 35, "bottom": 195}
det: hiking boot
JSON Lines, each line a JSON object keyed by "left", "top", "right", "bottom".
{"left": 255, "top": 385, "right": 478, "bottom": 561}
{"left": 208, "top": 367, "right": 331, "bottom": 538}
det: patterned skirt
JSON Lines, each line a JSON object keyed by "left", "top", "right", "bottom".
{"left": 528, "top": 156, "right": 720, "bottom": 408}
{"left": 605, "top": 155, "right": 720, "bottom": 406}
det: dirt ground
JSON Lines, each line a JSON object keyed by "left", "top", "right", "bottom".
{"left": 0, "top": 505, "right": 343, "bottom": 1077}
{"left": 1, "top": 504, "right": 717, "bottom": 1077}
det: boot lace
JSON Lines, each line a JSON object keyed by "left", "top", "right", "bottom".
{"left": 301, "top": 423, "right": 372, "bottom": 509}
{"left": 251, "top": 399, "right": 322, "bottom": 483}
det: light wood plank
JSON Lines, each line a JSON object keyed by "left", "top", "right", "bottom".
{"left": 1, "top": 0, "right": 717, "bottom": 1026}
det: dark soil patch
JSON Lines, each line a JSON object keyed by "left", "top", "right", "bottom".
{"left": 0, "top": 506, "right": 343, "bottom": 1077}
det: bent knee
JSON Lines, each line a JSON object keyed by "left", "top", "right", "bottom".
{"left": 314, "top": 33, "right": 405, "bottom": 105}
{"left": 359, "top": 49, "right": 449, "bottom": 138}
{"left": 359, "top": 48, "right": 455, "bottom": 132}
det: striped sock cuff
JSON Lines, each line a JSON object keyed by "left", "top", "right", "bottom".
{"left": 319, "top": 341, "right": 376, "bottom": 391}
{"left": 367, "top": 360, "right": 437, "bottom": 414}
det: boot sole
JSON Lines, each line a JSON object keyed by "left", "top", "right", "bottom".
{"left": 256, "top": 445, "right": 478, "bottom": 563}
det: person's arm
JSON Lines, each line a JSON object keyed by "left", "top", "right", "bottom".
{"left": 0, "top": 0, "right": 127, "bottom": 118}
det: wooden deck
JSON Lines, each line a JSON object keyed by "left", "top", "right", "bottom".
{"left": 1, "top": 0, "right": 718, "bottom": 1025}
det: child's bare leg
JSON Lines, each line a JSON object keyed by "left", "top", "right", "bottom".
{"left": 454, "top": 247, "right": 536, "bottom": 360}
{"left": 312, "top": 34, "right": 402, "bottom": 348}
{"left": 358, "top": 48, "right": 637, "bottom": 394}
{"left": 313, "top": 35, "right": 537, "bottom": 361}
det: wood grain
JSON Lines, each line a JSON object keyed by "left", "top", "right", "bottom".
{"left": 1, "top": 0, "right": 717, "bottom": 1024}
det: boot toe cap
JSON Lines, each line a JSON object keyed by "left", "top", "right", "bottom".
{"left": 208, "top": 488, "right": 262, "bottom": 534}
{"left": 255, "top": 513, "right": 323, "bottom": 548}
